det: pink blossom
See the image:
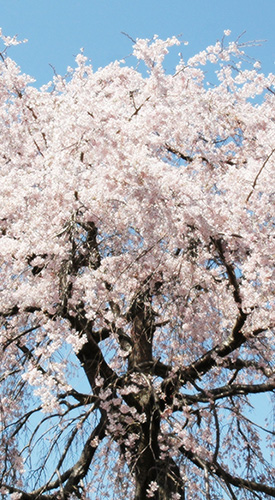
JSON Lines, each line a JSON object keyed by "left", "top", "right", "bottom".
{"left": 0, "top": 30, "right": 274, "bottom": 500}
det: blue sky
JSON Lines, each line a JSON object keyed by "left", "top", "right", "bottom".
{"left": 0, "top": 0, "right": 274, "bottom": 87}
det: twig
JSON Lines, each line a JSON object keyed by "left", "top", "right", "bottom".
{"left": 121, "top": 31, "right": 136, "bottom": 44}
{"left": 246, "top": 148, "right": 275, "bottom": 202}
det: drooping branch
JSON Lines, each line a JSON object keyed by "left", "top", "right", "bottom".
{"left": 179, "top": 446, "right": 275, "bottom": 497}
{"left": 2, "top": 415, "right": 107, "bottom": 499}
{"left": 159, "top": 237, "right": 270, "bottom": 402}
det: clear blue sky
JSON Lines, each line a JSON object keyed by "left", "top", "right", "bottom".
{"left": 0, "top": 0, "right": 274, "bottom": 87}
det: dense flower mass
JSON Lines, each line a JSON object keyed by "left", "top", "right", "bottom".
{"left": 0, "top": 30, "right": 274, "bottom": 499}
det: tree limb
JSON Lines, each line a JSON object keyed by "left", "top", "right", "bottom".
{"left": 180, "top": 446, "right": 275, "bottom": 497}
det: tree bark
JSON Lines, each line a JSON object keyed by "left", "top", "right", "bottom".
{"left": 126, "top": 284, "right": 185, "bottom": 499}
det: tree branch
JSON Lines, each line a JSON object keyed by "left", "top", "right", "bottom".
{"left": 177, "top": 381, "right": 275, "bottom": 405}
{"left": 180, "top": 446, "right": 275, "bottom": 497}
{"left": 246, "top": 148, "right": 275, "bottom": 202}
{"left": 3, "top": 415, "right": 107, "bottom": 499}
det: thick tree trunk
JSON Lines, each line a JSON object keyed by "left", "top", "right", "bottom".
{"left": 126, "top": 284, "right": 185, "bottom": 499}
{"left": 133, "top": 400, "right": 185, "bottom": 499}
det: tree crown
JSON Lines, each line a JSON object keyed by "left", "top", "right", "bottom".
{"left": 0, "top": 31, "right": 274, "bottom": 499}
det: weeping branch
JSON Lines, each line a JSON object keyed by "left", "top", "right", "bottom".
{"left": 180, "top": 446, "right": 275, "bottom": 497}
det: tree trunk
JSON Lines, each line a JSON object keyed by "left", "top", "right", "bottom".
{"left": 126, "top": 284, "right": 185, "bottom": 499}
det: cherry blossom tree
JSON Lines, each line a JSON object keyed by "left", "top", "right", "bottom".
{"left": 0, "top": 29, "right": 274, "bottom": 499}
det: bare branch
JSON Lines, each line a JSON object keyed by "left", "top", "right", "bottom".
{"left": 246, "top": 148, "right": 275, "bottom": 202}
{"left": 179, "top": 381, "right": 275, "bottom": 405}
{"left": 180, "top": 446, "right": 275, "bottom": 497}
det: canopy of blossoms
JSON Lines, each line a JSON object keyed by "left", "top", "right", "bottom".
{"left": 0, "top": 30, "right": 274, "bottom": 499}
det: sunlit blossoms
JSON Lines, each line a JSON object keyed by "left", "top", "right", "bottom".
{"left": 0, "top": 30, "right": 274, "bottom": 499}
